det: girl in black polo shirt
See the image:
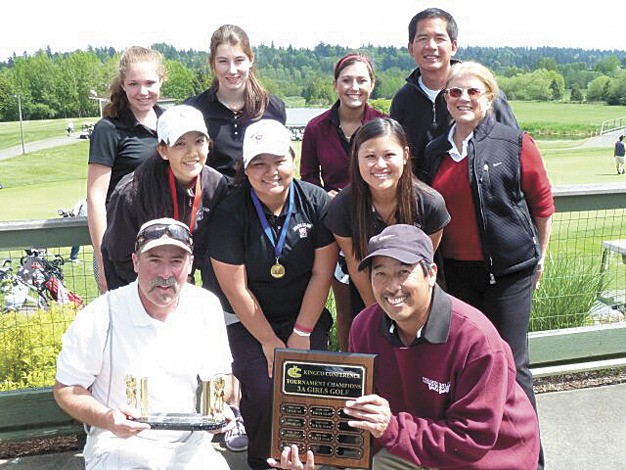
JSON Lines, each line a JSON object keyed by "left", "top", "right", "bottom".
{"left": 208, "top": 120, "right": 337, "bottom": 470}
{"left": 87, "top": 46, "right": 166, "bottom": 293}
{"left": 325, "top": 117, "right": 450, "bottom": 322}
{"left": 184, "top": 25, "right": 286, "bottom": 182}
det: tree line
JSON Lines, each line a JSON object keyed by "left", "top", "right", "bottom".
{"left": 0, "top": 43, "right": 624, "bottom": 122}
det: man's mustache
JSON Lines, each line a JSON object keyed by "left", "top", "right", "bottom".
{"left": 149, "top": 277, "right": 178, "bottom": 292}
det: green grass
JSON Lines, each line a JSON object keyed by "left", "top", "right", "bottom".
{"left": 510, "top": 101, "right": 626, "bottom": 137}
{"left": 540, "top": 145, "right": 622, "bottom": 186}
{"left": 0, "top": 142, "right": 88, "bottom": 219}
{"left": 530, "top": 256, "right": 600, "bottom": 332}
{"left": 510, "top": 101, "right": 626, "bottom": 126}
{"left": 0, "top": 117, "right": 98, "bottom": 149}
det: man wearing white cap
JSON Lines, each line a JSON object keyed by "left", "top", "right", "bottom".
{"left": 54, "top": 218, "right": 234, "bottom": 469}
{"left": 102, "top": 104, "right": 228, "bottom": 290}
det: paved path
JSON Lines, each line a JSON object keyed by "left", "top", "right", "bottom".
{"left": 0, "top": 136, "right": 82, "bottom": 161}
{"left": 2, "top": 383, "right": 625, "bottom": 469}
{"left": 537, "top": 383, "right": 626, "bottom": 469}
{"left": 580, "top": 129, "right": 625, "bottom": 148}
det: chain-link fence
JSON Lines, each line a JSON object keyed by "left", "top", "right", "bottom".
{"left": 1, "top": 187, "right": 626, "bottom": 391}
{"left": 532, "top": 207, "right": 626, "bottom": 331}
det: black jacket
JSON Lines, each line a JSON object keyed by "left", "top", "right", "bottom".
{"left": 102, "top": 165, "right": 228, "bottom": 289}
{"left": 422, "top": 116, "right": 540, "bottom": 279}
{"left": 390, "top": 62, "right": 519, "bottom": 181}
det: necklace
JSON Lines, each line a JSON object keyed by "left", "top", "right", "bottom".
{"left": 217, "top": 94, "right": 244, "bottom": 114}
{"left": 339, "top": 121, "right": 360, "bottom": 140}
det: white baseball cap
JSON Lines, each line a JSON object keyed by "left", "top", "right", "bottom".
{"left": 242, "top": 119, "right": 292, "bottom": 168}
{"left": 135, "top": 218, "right": 193, "bottom": 255}
{"left": 157, "top": 105, "right": 209, "bottom": 146}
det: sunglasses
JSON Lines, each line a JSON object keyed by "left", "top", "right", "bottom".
{"left": 135, "top": 223, "right": 193, "bottom": 251}
{"left": 445, "top": 87, "right": 484, "bottom": 98}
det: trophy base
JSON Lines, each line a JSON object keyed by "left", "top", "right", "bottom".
{"left": 131, "top": 413, "right": 226, "bottom": 431}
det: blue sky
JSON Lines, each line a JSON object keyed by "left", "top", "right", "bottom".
{"left": 1, "top": 0, "right": 624, "bottom": 61}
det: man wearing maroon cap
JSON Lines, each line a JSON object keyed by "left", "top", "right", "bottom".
{"left": 270, "top": 224, "right": 539, "bottom": 470}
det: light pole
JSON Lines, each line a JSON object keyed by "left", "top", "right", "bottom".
{"left": 12, "top": 94, "right": 26, "bottom": 155}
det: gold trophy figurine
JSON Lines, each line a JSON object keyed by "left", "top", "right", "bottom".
{"left": 125, "top": 374, "right": 137, "bottom": 408}
{"left": 202, "top": 375, "right": 225, "bottom": 421}
{"left": 139, "top": 377, "right": 149, "bottom": 418}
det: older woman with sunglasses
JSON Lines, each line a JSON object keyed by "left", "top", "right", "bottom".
{"left": 421, "top": 62, "right": 554, "bottom": 457}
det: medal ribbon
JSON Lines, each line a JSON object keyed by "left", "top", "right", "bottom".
{"left": 250, "top": 183, "right": 294, "bottom": 264}
{"left": 168, "top": 167, "right": 202, "bottom": 230}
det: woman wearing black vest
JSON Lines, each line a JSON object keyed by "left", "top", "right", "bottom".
{"left": 423, "top": 61, "right": 554, "bottom": 469}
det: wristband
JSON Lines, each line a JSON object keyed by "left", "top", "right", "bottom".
{"left": 294, "top": 322, "right": 313, "bottom": 333}
{"left": 293, "top": 327, "right": 311, "bottom": 337}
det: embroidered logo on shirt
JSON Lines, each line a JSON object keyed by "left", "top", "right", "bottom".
{"left": 293, "top": 223, "right": 312, "bottom": 238}
{"left": 422, "top": 377, "right": 450, "bottom": 395}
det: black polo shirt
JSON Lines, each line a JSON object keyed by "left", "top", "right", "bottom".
{"left": 325, "top": 182, "right": 450, "bottom": 316}
{"left": 325, "top": 182, "right": 450, "bottom": 239}
{"left": 88, "top": 106, "right": 163, "bottom": 201}
{"left": 184, "top": 88, "right": 286, "bottom": 179}
{"left": 207, "top": 179, "right": 334, "bottom": 323}
{"left": 103, "top": 165, "right": 229, "bottom": 290}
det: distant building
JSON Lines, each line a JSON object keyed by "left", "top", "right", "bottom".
{"left": 285, "top": 108, "right": 326, "bottom": 140}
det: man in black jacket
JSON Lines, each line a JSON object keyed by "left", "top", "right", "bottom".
{"left": 390, "top": 8, "right": 518, "bottom": 179}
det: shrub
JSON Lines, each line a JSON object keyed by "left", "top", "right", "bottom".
{"left": 530, "top": 256, "right": 602, "bottom": 332}
{"left": 0, "top": 304, "right": 77, "bottom": 391}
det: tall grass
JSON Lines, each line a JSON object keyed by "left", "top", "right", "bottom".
{"left": 530, "top": 256, "right": 602, "bottom": 331}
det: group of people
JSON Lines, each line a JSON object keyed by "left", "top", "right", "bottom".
{"left": 54, "top": 7, "right": 554, "bottom": 470}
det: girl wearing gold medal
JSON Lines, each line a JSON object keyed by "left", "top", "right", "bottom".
{"left": 208, "top": 120, "right": 337, "bottom": 470}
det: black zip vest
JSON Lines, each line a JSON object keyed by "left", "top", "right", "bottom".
{"left": 423, "top": 116, "right": 540, "bottom": 279}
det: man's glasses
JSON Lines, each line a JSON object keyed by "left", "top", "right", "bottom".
{"left": 445, "top": 87, "right": 484, "bottom": 98}
{"left": 135, "top": 223, "right": 193, "bottom": 251}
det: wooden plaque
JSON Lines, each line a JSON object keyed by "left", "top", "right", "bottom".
{"left": 271, "top": 348, "right": 376, "bottom": 468}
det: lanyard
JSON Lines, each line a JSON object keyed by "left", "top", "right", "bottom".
{"left": 168, "top": 167, "right": 202, "bottom": 230}
{"left": 250, "top": 183, "right": 294, "bottom": 263}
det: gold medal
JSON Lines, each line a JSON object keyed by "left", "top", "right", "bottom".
{"left": 270, "top": 261, "right": 286, "bottom": 279}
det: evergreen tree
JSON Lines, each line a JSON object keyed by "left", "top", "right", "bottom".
{"left": 570, "top": 83, "right": 584, "bottom": 102}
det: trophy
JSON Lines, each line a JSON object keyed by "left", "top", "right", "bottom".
{"left": 126, "top": 374, "right": 228, "bottom": 431}
{"left": 271, "top": 349, "right": 376, "bottom": 468}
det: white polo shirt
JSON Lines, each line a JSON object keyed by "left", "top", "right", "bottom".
{"left": 56, "top": 281, "right": 232, "bottom": 464}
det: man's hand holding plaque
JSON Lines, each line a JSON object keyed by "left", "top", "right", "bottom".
{"left": 342, "top": 394, "right": 391, "bottom": 439}
{"left": 270, "top": 349, "right": 376, "bottom": 469}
